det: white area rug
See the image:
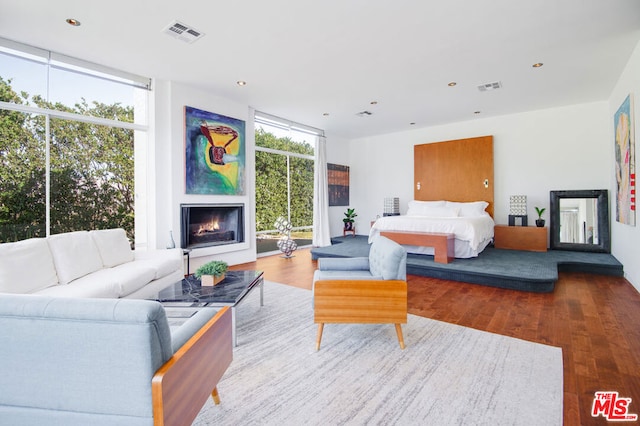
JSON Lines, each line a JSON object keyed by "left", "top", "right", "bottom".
{"left": 193, "top": 281, "right": 562, "bottom": 425}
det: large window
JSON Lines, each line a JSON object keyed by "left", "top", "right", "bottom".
{"left": 0, "top": 39, "right": 149, "bottom": 244}
{"left": 255, "top": 112, "right": 321, "bottom": 255}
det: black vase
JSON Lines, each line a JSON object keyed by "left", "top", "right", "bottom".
{"left": 535, "top": 219, "right": 545, "bottom": 227}
{"left": 344, "top": 222, "right": 353, "bottom": 231}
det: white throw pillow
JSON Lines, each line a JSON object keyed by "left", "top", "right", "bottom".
{"left": 47, "top": 231, "right": 104, "bottom": 285}
{"left": 445, "top": 201, "right": 489, "bottom": 217}
{"left": 406, "top": 200, "right": 446, "bottom": 216}
{"left": 90, "top": 228, "right": 134, "bottom": 268}
{"left": 0, "top": 238, "right": 59, "bottom": 293}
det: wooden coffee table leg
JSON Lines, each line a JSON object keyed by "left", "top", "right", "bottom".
{"left": 316, "top": 323, "right": 324, "bottom": 351}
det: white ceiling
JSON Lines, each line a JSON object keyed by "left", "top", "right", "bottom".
{"left": 1, "top": 0, "right": 639, "bottom": 139}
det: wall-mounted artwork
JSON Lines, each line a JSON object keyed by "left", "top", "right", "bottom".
{"left": 185, "top": 106, "right": 245, "bottom": 195}
{"left": 328, "top": 163, "right": 349, "bottom": 206}
{"left": 614, "top": 95, "right": 636, "bottom": 226}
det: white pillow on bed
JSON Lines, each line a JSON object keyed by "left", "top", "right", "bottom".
{"left": 407, "top": 200, "right": 446, "bottom": 216}
{"left": 445, "top": 201, "right": 489, "bottom": 217}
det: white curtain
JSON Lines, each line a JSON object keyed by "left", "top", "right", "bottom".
{"left": 313, "top": 136, "right": 331, "bottom": 247}
{"left": 560, "top": 211, "right": 579, "bottom": 243}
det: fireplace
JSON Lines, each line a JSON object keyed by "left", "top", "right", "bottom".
{"left": 181, "top": 203, "right": 245, "bottom": 249}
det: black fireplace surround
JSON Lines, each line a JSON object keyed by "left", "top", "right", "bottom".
{"left": 181, "top": 203, "right": 245, "bottom": 249}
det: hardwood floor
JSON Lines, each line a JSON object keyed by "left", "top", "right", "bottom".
{"left": 230, "top": 248, "right": 640, "bottom": 425}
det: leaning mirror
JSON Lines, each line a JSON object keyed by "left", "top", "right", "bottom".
{"left": 550, "top": 190, "right": 610, "bottom": 253}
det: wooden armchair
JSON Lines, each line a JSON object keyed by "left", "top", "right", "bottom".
{"left": 313, "top": 235, "right": 408, "bottom": 350}
{"left": 314, "top": 279, "right": 407, "bottom": 350}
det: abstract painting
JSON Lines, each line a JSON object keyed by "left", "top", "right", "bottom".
{"left": 614, "top": 95, "right": 636, "bottom": 226}
{"left": 185, "top": 106, "right": 245, "bottom": 195}
{"left": 328, "top": 163, "right": 349, "bottom": 206}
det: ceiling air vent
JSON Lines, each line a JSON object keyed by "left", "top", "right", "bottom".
{"left": 162, "top": 20, "right": 205, "bottom": 44}
{"left": 477, "top": 81, "right": 502, "bottom": 92}
{"left": 356, "top": 110, "right": 373, "bottom": 117}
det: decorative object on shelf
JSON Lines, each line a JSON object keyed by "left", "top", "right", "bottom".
{"left": 274, "top": 216, "right": 297, "bottom": 258}
{"left": 166, "top": 230, "right": 176, "bottom": 249}
{"left": 508, "top": 195, "right": 528, "bottom": 226}
{"left": 535, "top": 207, "right": 546, "bottom": 227}
{"left": 343, "top": 208, "right": 357, "bottom": 231}
{"left": 194, "top": 260, "right": 228, "bottom": 286}
{"left": 383, "top": 197, "right": 400, "bottom": 216}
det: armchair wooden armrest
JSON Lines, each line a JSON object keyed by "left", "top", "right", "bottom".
{"left": 313, "top": 280, "right": 407, "bottom": 350}
{"left": 152, "top": 307, "right": 233, "bottom": 426}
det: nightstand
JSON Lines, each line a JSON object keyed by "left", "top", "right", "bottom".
{"left": 494, "top": 225, "right": 547, "bottom": 252}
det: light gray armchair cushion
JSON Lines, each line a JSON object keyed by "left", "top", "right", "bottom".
{"left": 313, "top": 235, "right": 407, "bottom": 284}
{"left": 0, "top": 294, "right": 219, "bottom": 426}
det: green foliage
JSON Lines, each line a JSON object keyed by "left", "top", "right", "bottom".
{"left": 0, "top": 77, "right": 135, "bottom": 242}
{"left": 194, "top": 260, "right": 228, "bottom": 278}
{"left": 255, "top": 128, "right": 314, "bottom": 233}
{"left": 535, "top": 207, "right": 546, "bottom": 219}
{"left": 342, "top": 208, "right": 357, "bottom": 223}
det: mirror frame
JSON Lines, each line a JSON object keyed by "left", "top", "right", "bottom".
{"left": 550, "top": 189, "right": 610, "bottom": 253}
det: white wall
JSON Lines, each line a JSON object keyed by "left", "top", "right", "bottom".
{"left": 609, "top": 40, "right": 640, "bottom": 291}
{"left": 153, "top": 81, "right": 257, "bottom": 269}
{"left": 345, "top": 102, "right": 610, "bottom": 232}
{"left": 325, "top": 135, "right": 354, "bottom": 237}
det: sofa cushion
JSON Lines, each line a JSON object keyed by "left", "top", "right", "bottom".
{"left": 0, "top": 238, "right": 59, "bottom": 294}
{"left": 47, "top": 231, "right": 104, "bottom": 285}
{"left": 90, "top": 228, "right": 134, "bottom": 268}
{"left": 36, "top": 263, "right": 156, "bottom": 298}
{"left": 135, "top": 248, "right": 183, "bottom": 279}
{"left": 35, "top": 269, "right": 121, "bottom": 298}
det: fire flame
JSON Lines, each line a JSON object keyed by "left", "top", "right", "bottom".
{"left": 195, "top": 219, "right": 220, "bottom": 235}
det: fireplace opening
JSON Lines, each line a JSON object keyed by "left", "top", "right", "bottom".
{"left": 181, "top": 203, "right": 244, "bottom": 249}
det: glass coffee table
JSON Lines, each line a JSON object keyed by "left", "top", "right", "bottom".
{"left": 153, "top": 270, "right": 264, "bottom": 347}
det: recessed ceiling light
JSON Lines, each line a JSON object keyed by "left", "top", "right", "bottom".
{"left": 448, "top": 82, "right": 457, "bottom": 87}
{"left": 370, "top": 101, "right": 378, "bottom": 105}
{"left": 474, "top": 111, "right": 481, "bottom": 115}
{"left": 323, "top": 112, "right": 330, "bottom": 116}
{"left": 410, "top": 122, "right": 416, "bottom": 125}
{"left": 532, "top": 62, "right": 544, "bottom": 68}
{"left": 236, "top": 80, "right": 247, "bottom": 86}
{"left": 66, "top": 18, "right": 81, "bottom": 26}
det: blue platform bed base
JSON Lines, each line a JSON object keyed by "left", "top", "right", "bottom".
{"left": 310, "top": 236, "right": 624, "bottom": 293}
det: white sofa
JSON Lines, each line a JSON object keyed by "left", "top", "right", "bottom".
{"left": 0, "top": 229, "right": 183, "bottom": 299}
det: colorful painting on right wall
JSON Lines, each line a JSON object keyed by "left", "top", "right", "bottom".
{"left": 614, "top": 94, "right": 636, "bottom": 226}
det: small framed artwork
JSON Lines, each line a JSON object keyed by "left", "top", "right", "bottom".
{"left": 184, "top": 106, "right": 246, "bottom": 195}
{"left": 328, "top": 163, "right": 349, "bottom": 206}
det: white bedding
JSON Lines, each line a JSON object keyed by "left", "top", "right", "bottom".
{"left": 369, "top": 215, "right": 495, "bottom": 258}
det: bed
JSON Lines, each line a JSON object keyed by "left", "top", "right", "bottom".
{"left": 369, "top": 200, "right": 495, "bottom": 258}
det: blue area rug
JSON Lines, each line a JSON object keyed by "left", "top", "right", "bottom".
{"left": 311, "top": 235, "right": 624, "bottom": 292}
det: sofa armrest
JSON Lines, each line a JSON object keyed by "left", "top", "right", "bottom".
{"left": 318, "top": 257, "right": 370, "bottom": 271}
{"left": 152, "top": 307, "right": 233, "bottom": 426}
{"left": 170, "top": 307, "right": 220, "bottom": 353}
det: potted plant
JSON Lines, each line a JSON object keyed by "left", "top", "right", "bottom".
{"left": 535, "top": 207, "right": 546, "bottom": 227}
{"left": 343, "top": 208, "right": 357, "bottom": 231}
{"left": 194, "top": 260, "right": 228, "bottom": 286}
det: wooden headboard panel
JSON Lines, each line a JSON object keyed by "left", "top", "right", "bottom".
{"left": 414, "top": 135, "right": 494, "bottom": 217}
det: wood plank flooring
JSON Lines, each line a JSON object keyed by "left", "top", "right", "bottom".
{"left": 230, "top": 248, "right": 640, "bottom": 425}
